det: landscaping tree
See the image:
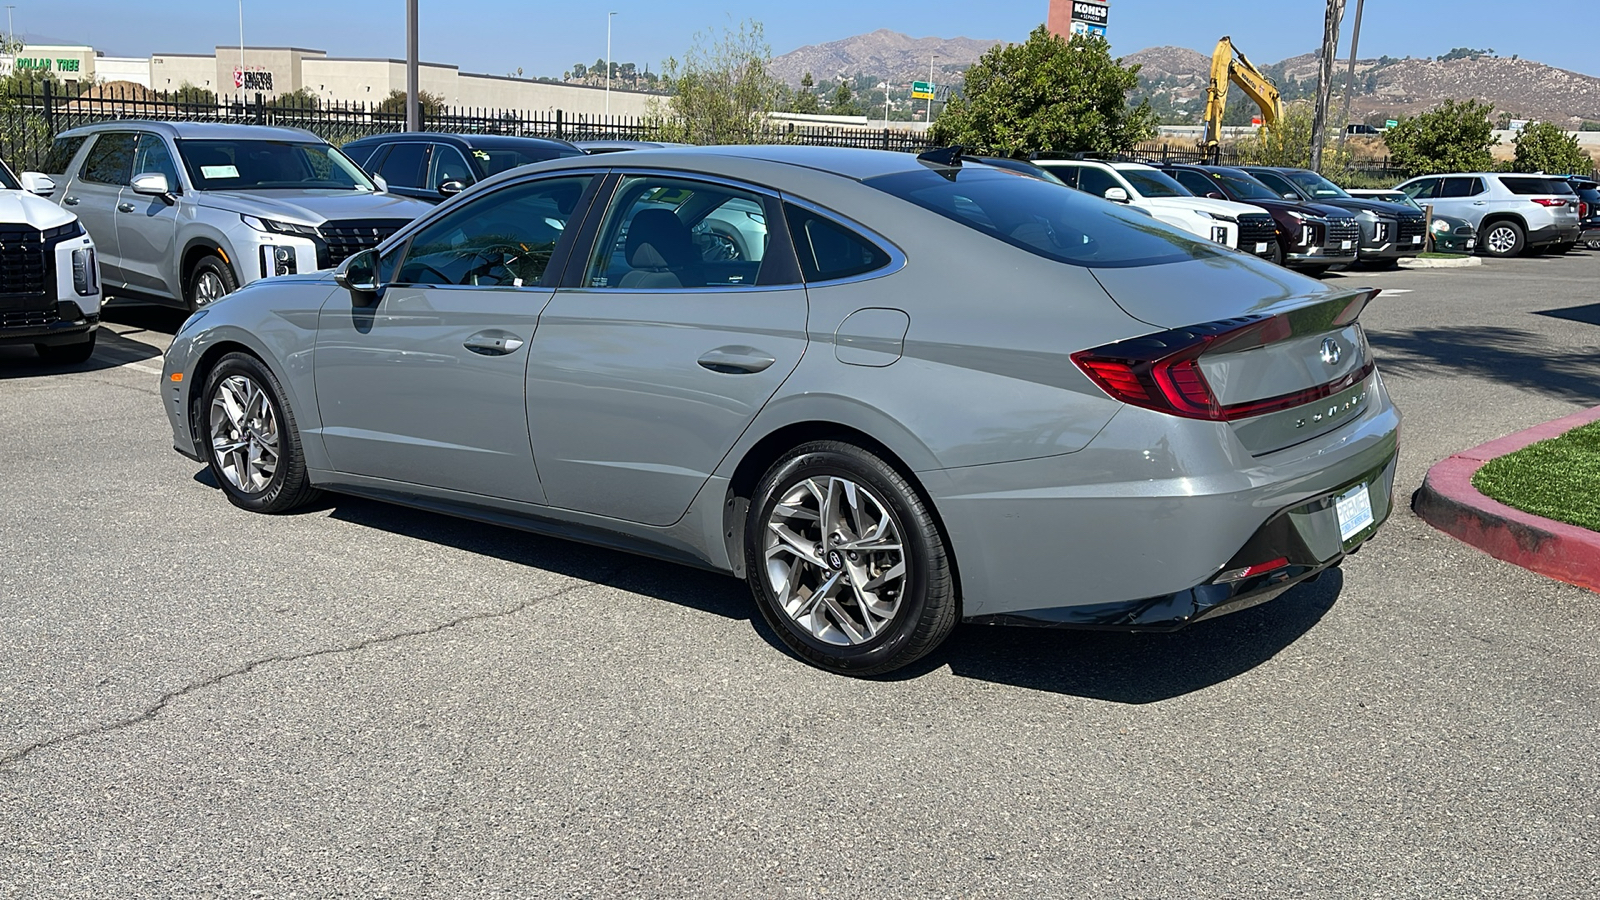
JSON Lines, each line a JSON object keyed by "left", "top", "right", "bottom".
{"left": 830, "top": 79, "right": 864, "bottom": 116}
{"left": 654, "top": 19, "right": 780, "bottom": 145}
{"left": 1512, "top": 122, "right": 1595, "bottom": 175}
{"left": 267, "top": 87, "right": 321, "bottom": 110}
{"left": 171, "top": 82, "right": 218, "bottom": 106}
{"left": 789, "top": 72, "right": 819, "bottom": 114}
{"left": 1382, "top": 99, "right": 1498, "bottom": 176}
{"left": 1237, "top": 103, "right": 1317, "bottom": 168}
{"left": 375, "top": 89, "right": 446, "bottom": 118}
{"left": 929, "top": 28, "right": 1156, "bottom": 155}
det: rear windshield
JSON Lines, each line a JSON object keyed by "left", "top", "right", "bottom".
{"left": 865, "top": 165, "right": 1220, "bottom": 269}
{"left": 176, "top": 139, "right": 378, "bottom": 191}
{"left": 475, "top": 146, "right": 585, "bottom": 177}
{"left": 1500, "top": 176, "right": 1576, "bottom": 196}
{"left": 1120, "top": 168, "right": 1189, "bottom": 198}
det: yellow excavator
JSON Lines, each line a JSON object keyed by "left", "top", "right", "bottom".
{"left": 1203, "top": 37, "right": 1284, "bottom": 163}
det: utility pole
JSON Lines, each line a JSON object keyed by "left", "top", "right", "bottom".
{"left": 605, "top": 11, "right": 616, "bottom": 117}
{"left": 1336, "top": 0, "right": 1367, "bottom": 153}
{"left": 1309, "top": 0, "right": 1346, "bottom": 172}
{"left": 405, "top": 0, "right": 420, "bottom": 130}
{"left": 926, "top": 54, "right": 936, "bottom": 123}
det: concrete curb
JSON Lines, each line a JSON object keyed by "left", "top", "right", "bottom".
{"left": 1398, "top": 255, "right": 1483, "bottom": 269}
{"left": 1413, "top": 404, "right": 1600, "bottom": 593}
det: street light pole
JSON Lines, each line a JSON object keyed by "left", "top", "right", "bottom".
{"left": 1337, "top": 0, "right": 1367, "bottom": 153}
{"left": 926, "top": 54, "right": 936, "bottom": 123}
{"left": 238, "top": 0, "right": 244, "bottom": 80}
{"left": 405, "top": 0, "right": 419, "bottom": 130}
{"left": 605, "top": 11, "right": 616, "bottom": 117}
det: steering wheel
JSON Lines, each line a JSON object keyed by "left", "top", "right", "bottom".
{"left": 463, "top": 242, "right": 533, "bottom": 286}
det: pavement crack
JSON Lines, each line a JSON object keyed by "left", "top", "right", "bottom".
{"left": 0, "top": 564, "right": 630, "bottom": 770}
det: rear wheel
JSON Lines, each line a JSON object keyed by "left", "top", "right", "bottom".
{"left": 746, "top": 441, "right": 957, "bottom": 677}
{"left": 35, "top": 331, "right": 96, "bottom": 365}
{"left": 201, "top": 352, "right": 321, "bottom": 514}
{"left": 1481, "top": 220, "right": 1525, "bottom": 257}
{"left": 187, "top": 255, "right": 238, "bottom": 310}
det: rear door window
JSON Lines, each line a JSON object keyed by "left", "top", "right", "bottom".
{"left": 1440, "top": 177, "right": 1484, "bottom": 198}
{"left": 377, "top": 142, "right": 430, "bottom": 189}
{"left": 79, "top": 133, "right": 138, "bottom": 185}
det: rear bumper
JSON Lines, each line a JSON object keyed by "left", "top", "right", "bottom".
{"left": 929, "top": 372, "right": 1402, "bottom": 620}
{"left": 969, "top": 453, "right": 1397, "bottom": 630}
{"left": 1578, "top": 226, "right": 1600, "bottom": 244}
{"left": 1527, "top": 223, "right": 1582, "bottom": 246}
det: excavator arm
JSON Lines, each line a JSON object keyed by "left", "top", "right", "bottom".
{"left": 1203, "top": 37, "right": 1285, "bottom": 163}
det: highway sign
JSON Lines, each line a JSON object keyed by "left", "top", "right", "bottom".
{"left": 1385, "top": 119, "right": 1398, "bottom": 128}
{"left": 912, "top": 81, "right": 935, "bottom": 100}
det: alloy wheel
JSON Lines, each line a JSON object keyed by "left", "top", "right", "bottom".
{"left": 763, "top": 475, "right": 907, "bottom": 646}
{"left": 1486, "top": 226, "right": 1518, "bottom": 255}
{"left": 194, "top": 271, "right": 227, "bottom": 306}
{"left": 209, "top": 374, "right": 280, "bottom": 494}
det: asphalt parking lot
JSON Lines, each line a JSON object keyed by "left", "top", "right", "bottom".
{"left": 3, "top": 252, "right": 1599, "bottom": 898}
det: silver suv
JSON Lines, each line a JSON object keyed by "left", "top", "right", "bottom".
{"left": 1395, "top": 173, "right": 1582, "bottom": 257}
{"left": 43, "top": 121, "right": 434, "bottom": 309}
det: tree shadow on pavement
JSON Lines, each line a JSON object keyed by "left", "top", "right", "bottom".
{"left": 1368, "top": 325, "right": 1600, "bottom": 405}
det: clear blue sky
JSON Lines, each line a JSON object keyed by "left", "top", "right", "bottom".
{"left": 17, "top": 1, "right": 1599, "bottom": 80}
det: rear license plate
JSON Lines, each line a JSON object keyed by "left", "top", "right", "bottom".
{"left": 1255, "top": 242, "right": 1269, "bottom": 253}
{"left": 1341, "top": 240, "right": 1353, "bottom": 250}
{"left": 1335, "top": 484, "right": 1374, "bottom": 541}
{"left": 1412, "top": 235, "right": 1423, "bottom": 244}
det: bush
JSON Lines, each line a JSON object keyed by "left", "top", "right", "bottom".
{"left": 1382, "top": 99, "right": 1498, "bottom": 175}
{"left": 653, "top": 20, "right": 780, "bottom": 145}
{"left": 930, "top": 28, "right": 1156, "bottom": 155}
{"left": 1512, "top": 122, "right": 1595, "bottom": 176}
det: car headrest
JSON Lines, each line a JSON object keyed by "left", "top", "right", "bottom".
{"left": 625, "top": 209, "right": 694, "bottom": 270}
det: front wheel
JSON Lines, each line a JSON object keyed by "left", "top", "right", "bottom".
{"left": 187, "top": 254, "right": 238, "bottom": 310}
{"left": 1481, "top": 221, "right": 1525, "bottom": 257}
{"left": 746, "top": 441, "right": 958, "bottom": 677}
{"left": 201, "top": 352, "right": 321, "bottom": 513}
{"left": 1266, "top": 240, "right": 1286, "bottom": 267}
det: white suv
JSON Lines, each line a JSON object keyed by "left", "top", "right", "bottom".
{"left": 1033, "top": 159, "right": 1280, "bottom": 261}
{"left": 0, "top": 159, "right": 101, "bottom": 363}
{"left": 1395, "top": 173, "right": 1583, "bottom": 257}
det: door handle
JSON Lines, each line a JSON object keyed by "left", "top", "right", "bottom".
{"left": 463, "top": 331, "right": 525, "bottom": 356}
{"left": 117, "top": 202, "right": 136, "bottom": 213}
{"left": 1473, "top": 201, "right": 1487, "bottom": 206}
{"left": 63, "top": 196, "right": 80, "bottom": 206}
{"left": 698, "top": 346, "right": 776, "bottom": 374}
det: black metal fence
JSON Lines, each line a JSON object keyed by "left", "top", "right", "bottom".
{"left": 0, "top": 83, "right": 938, "bottom": 172}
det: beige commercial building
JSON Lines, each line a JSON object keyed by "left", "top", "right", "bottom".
{"left": 5, "top": 43, "right": 658, "bottom": 116}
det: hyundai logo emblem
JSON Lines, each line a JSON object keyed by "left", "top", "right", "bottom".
{"left": 1320, "top": 338, "right": 1342, "bottom": 366}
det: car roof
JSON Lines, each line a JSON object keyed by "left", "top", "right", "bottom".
{"left": 544, "top": 144, "right": 944, "bottom": 181}
{"left": 59, "top": 120, "right": 323, "bottom": 142}
{"left": 344, "top": 132, "right": 579, "bottom": 151}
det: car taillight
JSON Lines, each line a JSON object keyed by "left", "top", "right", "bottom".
{"left": 1581, "top": 201, "right": 1590, "bottom": 218}
{"left": 1071, "top": 293, "right": 1379, "bottom": 422}
{"left": 1530, "top": 198, "right": 1567, "bottom": 207}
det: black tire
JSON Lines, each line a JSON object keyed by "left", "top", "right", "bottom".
{"left": 200, "top": 352, "right": 321, "bottom": 514}
{"left": 1480, "top": 220, "right": 1525, "bottom": 258}
{"left": 1266, "top": 240, "right": 1286, "bottom": 267}
{"left": 745, "top": 441, "right": 958, "bottom": 677}
{"left": 35, "top": 331, "right": 96, "bottom": 365}
{"left": 187, "top": 254, "right": 238, "bottom": 311}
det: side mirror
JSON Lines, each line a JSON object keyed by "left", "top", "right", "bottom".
{"left": 335, "top": 248, "right": 381, "bottom": 300}
{"left": 131, "top": 172, "right": 175, "bottom": 204}
{"left": 1103, "top": 187, "right": 1130, "bottom": 203}
{"left": 373, "top": 174, "right": 389, "bottom": 193}
{"left": 19, "top": 172, "right": 56, "bottom": 196}
{"left": 438, "top": 180, "right": 468, "bottom": 198}
{"left": 1283, "top": 192, "right": 1298, "bottom": 200}
{"left": 1206, "top": 191, "right": 1226, "bottom": 201}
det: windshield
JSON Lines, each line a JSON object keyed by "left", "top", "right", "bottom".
{"left": 475, "top": 146, "right": 585, "bottom": 177}
{"left": 866, "top": 165, "right": 1220, "bottom": 269}
{"left": 176, "top": 139, "right": 377, "bottom": 191}
{"left": 1285, "top": 170, "right": 1351, "bottom": 199}
{"left": 1121, "top": 168, "right": 1190, "bottom": 198}
{"left": 0, "top": 159, "right": 19, "bottom": 191}
{"left": 1212, "top": 169, "right": 1283, "bottom": 201}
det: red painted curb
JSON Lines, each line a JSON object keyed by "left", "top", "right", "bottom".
{"left": 1413, "top": 404, "right": 1600, "bottom": 593}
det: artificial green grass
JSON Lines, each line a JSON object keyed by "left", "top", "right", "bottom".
{"left": 1472, "top": 420, "right": 1600, "bottom": 533}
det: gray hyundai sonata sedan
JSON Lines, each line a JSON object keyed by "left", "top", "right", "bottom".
{"left": 160, "top": 145, "right": 1400, "bottom": 676}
